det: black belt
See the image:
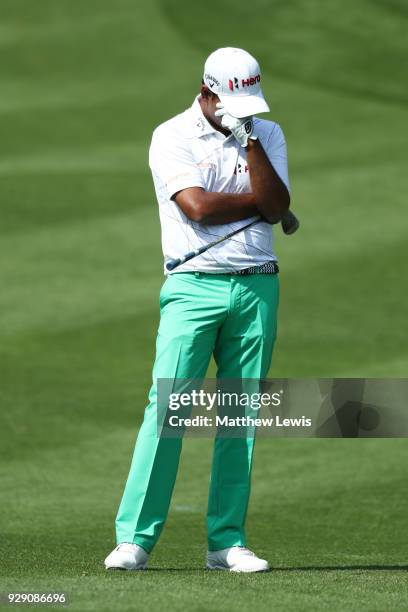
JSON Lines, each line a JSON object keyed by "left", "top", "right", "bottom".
{"left": 231, "top": 260, "right": 279, "bottom": 275}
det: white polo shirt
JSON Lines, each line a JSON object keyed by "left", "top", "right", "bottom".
{"left": 149, "top": 96, "right": 290, "bottom": 274}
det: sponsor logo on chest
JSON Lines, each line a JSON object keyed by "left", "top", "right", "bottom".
{"left": 234, "top": 162, "right": 249, "bottom": 175}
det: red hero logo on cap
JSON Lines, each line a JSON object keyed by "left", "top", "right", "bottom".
{"left": 228, "top": 74, "right": 261, "bottom": 91}
{"left": 228, "top": 77, "right": 239, "bottom": 91}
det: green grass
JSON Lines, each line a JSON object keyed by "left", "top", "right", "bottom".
{"left": 1, "top": 0, "right": 408, "bottom": 610}
{"left": 2, "top": 438, "right": 408, "bottom": 610}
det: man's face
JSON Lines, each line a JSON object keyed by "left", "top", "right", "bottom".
{"left": 200, "top": 84, "right": 223, "bottom": 128}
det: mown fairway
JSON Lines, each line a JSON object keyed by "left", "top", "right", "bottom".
{"left": 1, "top": 1, "right": 407, "bottom": 610}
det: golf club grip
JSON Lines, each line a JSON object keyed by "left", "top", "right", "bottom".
{"left": 281, "top": 209, "right": 300, "bottom": 235}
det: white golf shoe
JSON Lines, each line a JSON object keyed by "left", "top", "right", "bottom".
{"left": 206, "top": 546, "right": 270, "bottom": 572}
{"left": 104, "top": 543, "right": 149, "bottom": 570}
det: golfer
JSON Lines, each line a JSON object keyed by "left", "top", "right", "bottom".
{"left": 105, "top": 47, "right": 291, "bottom": 572}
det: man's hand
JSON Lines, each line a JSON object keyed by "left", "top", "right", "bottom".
{"left": 215, "top": 103, "right": 258, "bottom": 148}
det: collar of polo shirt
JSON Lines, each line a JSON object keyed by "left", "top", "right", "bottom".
{"left": 189, "top": 96, "right": 224, "bottom": 139}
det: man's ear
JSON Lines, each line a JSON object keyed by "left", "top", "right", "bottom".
{"left": 201, "top": 84, "right": 212, "bottom": 99}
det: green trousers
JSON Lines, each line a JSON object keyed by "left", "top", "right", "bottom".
{"left": 115, "top": 271, "right": 279, "bottom": 552}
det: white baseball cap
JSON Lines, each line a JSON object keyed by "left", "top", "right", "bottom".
{"left": 203, "top": 47, "right": 270, "bottom": 118}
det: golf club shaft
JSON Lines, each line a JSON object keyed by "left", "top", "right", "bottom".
{"left": 165, "top": 217, "right": 262, "bottom": 271}
{"left": 165, "top": 209, "right": 300, "bottom": 272}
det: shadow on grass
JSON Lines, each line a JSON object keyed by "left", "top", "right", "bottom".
{"left": 274, "top": 565, "right": 408, "bottom": 572}
{"left": 107, "top": 564, "right": 408, "bottom": 573}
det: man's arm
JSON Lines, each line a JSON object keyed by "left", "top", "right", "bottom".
{"left": 174, "top": 134, "right": 290, "bottom": 226}
{"left": 174, "top": 188, "right": 259, "bottom": 225}
{"left": 212, "top": 106, "right": 291, "bottom": 224}
{"left": 245, "top": 138, "right": 290, "bottom": 223}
